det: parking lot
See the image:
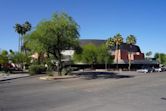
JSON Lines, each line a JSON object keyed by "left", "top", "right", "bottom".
{"left": 0, "top": 71, "right": 166, "bottom": 111}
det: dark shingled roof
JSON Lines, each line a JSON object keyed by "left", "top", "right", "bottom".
{"left": 79, "top": 39, "right": 106, "bottom": 47}
{"left": 79, "top": 39, "right": 141, "bottom": 52}
{"left": 111, "top": 43, "right": 141, "bottom": 52}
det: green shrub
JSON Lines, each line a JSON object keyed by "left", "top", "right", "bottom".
{"left": 29, "top": 65, "right": 46, "bottom": 75}
{"left": 62, "top": 67, "right": 72, "bottom": 75}
{"left": 46, "top": 70, "right": 54, "bottom": 76}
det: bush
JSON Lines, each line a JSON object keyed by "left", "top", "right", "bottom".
{"left": 29, "top": 65, "right": 46, "bottom": 75}
{"left": 47, "top": 72, "right": 54, "bottom": 76}
{"left": 62, "top": 66, "right": 77, "bottom": 75}
{"left": 46, "top": 70, "right": 54, "bottom": 76}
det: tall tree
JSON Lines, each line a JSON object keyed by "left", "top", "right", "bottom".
{"left": 97, "top": 44, "right": 113, "bottom": 64}
{"left": 126, "top": 35, "right": 136, "bottom": 71}
{"left": 14, "top": 24, "right": 22, "bottom": 51}
{"left": 22, "top": 21, "right": 32, "bottom": 51}
{"left": 73, "top": 44, "right": 113, "bottom": 69}
{"left": 154, "top": 53, "right": 166, "bottom": 65}
{"left": 14, "top": 21, "right": 31, "bottom": 51}
{"left": 12, "top": 52, "right": 30, "bottom": 70}
{"left": 97, "top": 44, "right": 113, "bottom": 70}
{"left": 106, "top": 37, "right": 115, "bottom": 48}
{"left": 24, "top": 33, "right": 46, "bottom": 64}
{"left": 73, "top": 47, "right": 83, "bottom": 63}
{"left": 23, "top": 21, "right": 32, "bottom": 32}
{"left": 81, "top": 44, "right": 97, "bottom": 67}
{"left": 0, "top": 50, "right": 8, "bottom": 64}
{"left": 0, "top": 50, "right": 9, "bottom": 72}
{"left": 26, "top": 12, "right": 79, "bottom": 75}
{"left": 113, "top": 33, "right": 123, "bottom": 69}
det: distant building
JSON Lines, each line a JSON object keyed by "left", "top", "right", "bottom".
{"left": 79, "top": 39, "right": 106, "bottom": 47}
{"left": 62, "top": 39, "right": 158, "bottom": 65}
{"left": 111, "top": 43, "right": 145, "bottom": 64}
{"left": 61, "top": 39, "right": 106, "bottom": 59}
{"left": 31, "top": 39, "right": 158, "bottom": 67}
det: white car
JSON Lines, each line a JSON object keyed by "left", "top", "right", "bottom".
{"left": 154, "top": 68, "right": 162, "bottom": 72}
{"left": 136, "top": 69, "right": 149, "bottom": 73}
{"left": 155, "top": 67, "right": 166, "bottom": 72}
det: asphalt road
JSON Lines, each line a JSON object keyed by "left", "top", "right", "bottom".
{"left": 0, "top": 71, "right": 166, "bottom": 111}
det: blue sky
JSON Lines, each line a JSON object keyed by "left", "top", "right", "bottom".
{"left": 0, "top": 0, "right": 166, "bottom": 54}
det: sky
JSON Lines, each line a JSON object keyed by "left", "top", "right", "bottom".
{"left": 0, "top": 0, "right": 166, "bottom": 55}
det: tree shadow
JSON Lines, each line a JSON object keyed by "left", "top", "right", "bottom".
{"left": 161, "top": 97, "right": 166, "bottom": 101}
{"left": 10, "top": 71, "right": 29, "bottom": 74}
{"left": 0, "top": 81, "right": 11, "bottom": 84}
{"left": 75, "top": 71, "right": 134, "bottom": 80}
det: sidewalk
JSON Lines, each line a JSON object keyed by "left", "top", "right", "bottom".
{"left": 0, "top": 73, "right": 29, "bottom": 81}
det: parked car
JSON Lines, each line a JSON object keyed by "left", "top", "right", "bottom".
{"left": 137, "top": 67, "right": 154, "bottom": 73}
{"left": 137, "top": 69, "right": 149, "bottom": 73}
{"left": 154, "top": 67, "right": 162, "bottom": 72}
{"left": 161, "top": 67, "right": 166, "bottom": 71}
{"left": 155, "top": 67, "right": 166, "bottom": 72}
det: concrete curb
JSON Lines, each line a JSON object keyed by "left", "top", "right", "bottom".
{"left": 0, "top": 74, "right": 30, "bottom": 82}
{"left": 39, "top": 75, "right": 78, "bottom": 80}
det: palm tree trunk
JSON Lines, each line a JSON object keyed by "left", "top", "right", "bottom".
{"left": 128, "top": 52, "right": 131, "bottom": 71}
{"left": 128, "top": 45, "right": 132, "bottom": 71}
{"left": 18, "top": 35, "right": 21, "bottom": 52}
{"left": 20, "top": 34, "right": 24, "bottom": 52}
{"left": 116, "top": 44, "right": 119, "bottom": 70}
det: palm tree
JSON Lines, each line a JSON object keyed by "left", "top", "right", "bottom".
{"left": 14, "top": 24, "right": 23, "bottom": 51}
{"left": 23, "top": 21, "right": 31, "bottom": 32}
{"left": 106, "top": 37, "right": 115, "bottom": 48}
{"left": 22, "top": 21, "right": 31, "bottom": 52}
{"left": 14, "top": 21, "right": 31, "bottom": 52}
{"left": 113, "top": 33, "right": 123, "bottom": 69}
{"left": 126, "top": 35, "right": 136, "bottom": 71}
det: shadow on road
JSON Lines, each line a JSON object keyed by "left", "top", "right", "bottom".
{"left": 74, "top": 71, "right": 134, "bottom": 80}
{"left": 11, "top": 71, "right": 29, "bottom": 74}
{"left": 161, "top": 97, "right": 166, "bottom": 101}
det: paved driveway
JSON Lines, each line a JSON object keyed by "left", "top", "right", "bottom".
{"left": 0, "top": 71, "right": 166, "bottom": 111}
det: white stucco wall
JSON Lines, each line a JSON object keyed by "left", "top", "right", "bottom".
{"left": 61, "top": 50, "right": 75, "bottom": 57}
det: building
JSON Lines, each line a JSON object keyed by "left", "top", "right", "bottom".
{"left": 61, "top": 39, "right": 106, "bottom": 59}
{"left": 110, "top": 43, "right": 159, "bottom": 65}
{"left": 63, "top": 39, "right": 158, "bottom": 67}
{"left": 31, "top": 39, "right": 158, "bottom": 69}
{"left": 63, "top": 39, "right": 145, "bottom": 63}
{"left": 111, "top": 43, "right": 145, "bottom": 64}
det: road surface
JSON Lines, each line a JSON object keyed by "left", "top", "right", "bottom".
{"left": 0, "top": 71, "right": 166, "bottom": 111}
